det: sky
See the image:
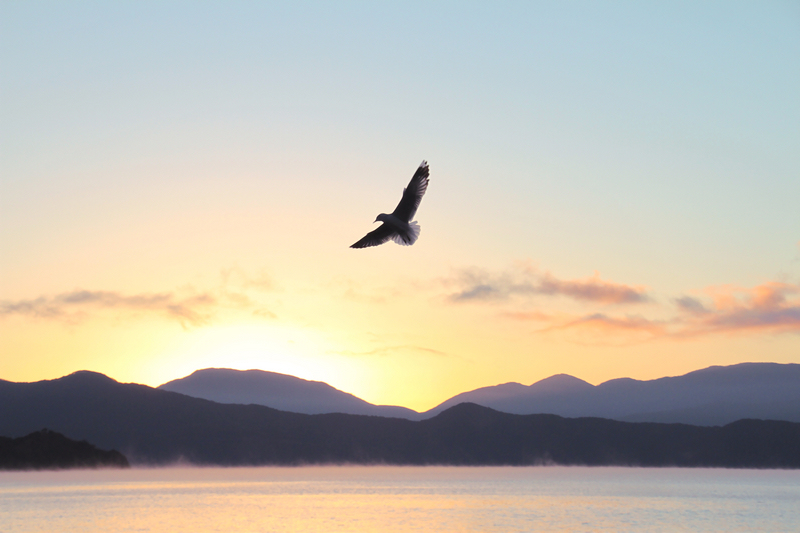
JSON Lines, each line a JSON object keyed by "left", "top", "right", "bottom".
{"left": 1, "top": 1, "right": 799, "bottom": 411}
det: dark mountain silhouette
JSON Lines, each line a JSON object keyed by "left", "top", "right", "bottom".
{"left": 1, "top": 371, "right": 800, "bottom": 468}
{"left": 0, "top": 428, "right": 129, "bottom": 470}
{"left": 158, "top": 368, "right": 417, "bottom": 418}
{"left": 424, "top": 363, "right": 800, "bottom": 425}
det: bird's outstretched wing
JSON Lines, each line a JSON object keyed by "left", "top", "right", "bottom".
{"left": 391, "top": 161, "right": 429, "bottom": 222}
{"left": 350, "top": 223, "right": 395, "bottom": 249}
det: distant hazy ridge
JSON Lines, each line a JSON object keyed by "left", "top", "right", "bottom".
{"left": 159, "top": 368, "right": 417, "bottom": 419}
{"left": 158, "top": 363, "right": 800, "bottom": 425}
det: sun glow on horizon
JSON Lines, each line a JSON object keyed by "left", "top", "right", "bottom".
{"left": 148, "top": 322, "right": 349, "bottom": 386}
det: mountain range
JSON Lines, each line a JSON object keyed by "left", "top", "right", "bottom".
{"left": 2, "top": 371, "right": 799, "bottom": 468}
{"left": 158, "top": 363, "right": 800, "bottom": 426}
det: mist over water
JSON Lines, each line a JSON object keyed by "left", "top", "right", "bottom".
{"left": 2, "top": 466, "right": 799, "bottom": 532}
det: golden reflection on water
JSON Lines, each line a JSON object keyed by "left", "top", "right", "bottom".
{"left": 1, "top": 466, "right": 799, "bottom": 532}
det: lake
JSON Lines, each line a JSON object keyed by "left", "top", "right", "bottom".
{"left": 1, "top": 466, "right": 799, "bottom": 532}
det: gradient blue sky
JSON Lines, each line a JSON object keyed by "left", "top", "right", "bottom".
{"left": 2, "top": 1, "right": 799, "bottom": 410}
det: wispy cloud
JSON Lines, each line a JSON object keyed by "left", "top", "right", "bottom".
{"left": 674, "top": 295, "right": 709, "bottom": 315}
{"left": 220, "top": 266, "right": 275, "bottom": 292}
{"left": 537, "top": 273, "right": 648, "bottom": 304}
{"left": 0, "top": 289, "right": 217, "bottom": 327}
{"left": 446, "top": 264, "right": 649, "bottom": 305}
{"left": 457, "top": 261, "right": 800, "bottom": 344}
{"left": 675, "top": 282, "right": 800, "bottom": 336}
{"left": 501, "top": 311, "right": 553, "bottom": 322}
{"left": 521, "top": 281, "right": 800, "bottom": 344}
{"left": 0, "top": 267, "right": 281, "bottom": 328}
{"left": 252, "top": 308, "right": 278, "bottom": 319}
{"left": 538, "top": 313, "right": 669, "bottom": 345}
{"left": 330, "top": 345, "right": 451, "bottom": 358}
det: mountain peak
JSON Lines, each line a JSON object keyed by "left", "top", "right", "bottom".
{"left": 529, "top": 374, "right": 593, "bottom": 394}
{"left": 158, "top": 367, "right": 419, "bottom": 418}
{"left": 432, "top": 402, "right": 502, "bottom": 420}
{"left": 175, "top": 368, "right": 330, "bottom": 388}
{"left": 62, "top": 371, "right": 118, "bottom": 384}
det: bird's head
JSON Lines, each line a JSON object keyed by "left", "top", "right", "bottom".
{"left": 375, "top": 213, "right": 390, "bottom": 223}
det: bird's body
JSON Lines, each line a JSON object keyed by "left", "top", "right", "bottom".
{"left": 350, "top": 161, "right": 429, "bottom": 249}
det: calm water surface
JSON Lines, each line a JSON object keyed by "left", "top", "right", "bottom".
{"left": 1, "top": 466, "right": 799, "bottom": 532}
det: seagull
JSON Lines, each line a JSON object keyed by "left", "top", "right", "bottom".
{"left": 350, "top": 161, "right": 430, "bottom": 249}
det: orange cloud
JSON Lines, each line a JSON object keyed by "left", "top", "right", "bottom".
{"left": 498, "top": 278, "right": 800, "bottom": 344}
{"left": 675, "top": 282, "right": 800, "bottom": 336}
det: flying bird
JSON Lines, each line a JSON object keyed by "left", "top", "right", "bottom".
{"left": 350, "top": 161, "right": 430, "bottom": 249}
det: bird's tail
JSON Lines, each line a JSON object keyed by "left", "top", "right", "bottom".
{"left": 392, "top": 221, "right": 421, "bottom": 246}
{"left": 408, "top": 221, "right": 421, "bottom": 244}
